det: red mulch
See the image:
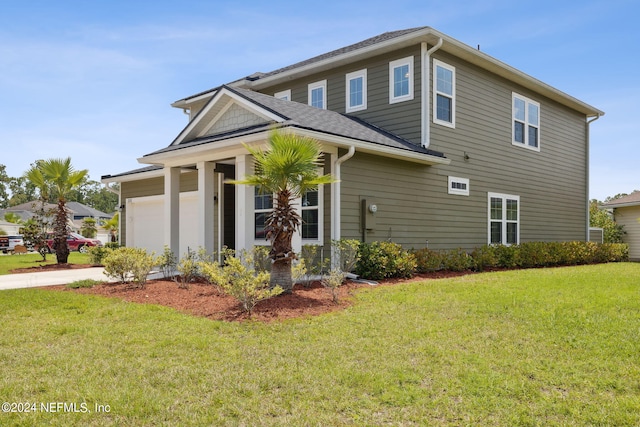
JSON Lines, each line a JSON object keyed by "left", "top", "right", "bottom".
{"left": 19, "top": 263, "right": 471, "bottom": 322}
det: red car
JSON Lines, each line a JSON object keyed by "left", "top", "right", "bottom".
{"left": 46, "top": 232, "right": 103, "bottom": 254}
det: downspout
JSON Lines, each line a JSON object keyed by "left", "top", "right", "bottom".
{"left": 331, "top": 146, "right": 356, "bottom": 248}
{"left": 104, "top": 184, "right": 121, "bottom": 245}
{"left": 586, "top": 114, "right": 601, "bottom": 241}
{"left": 421, "top": 38, "right": 443, "bottom": 148}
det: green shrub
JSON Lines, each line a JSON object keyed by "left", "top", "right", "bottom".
{"left": 104, "top": 242, "right": 120, "bottom": 250}
{"left": 157, "top": 245, "right": 177, "bottom": 279}
{"left": 199, "top": 248, "right": 283, "bottom": 315}
{"left": 321, "top": 268, "right": 345, "bottom": 303}
{"left": 442, "top": 248, "right": 473, "bottom": 272}
{"left": 355, "top": 241, "right": 416, "bottom": 280}
{"left": 87, "top": 245, "right": 113, "bottom": 265}
{"left": 103, "top": 247, "right": 156, "bottom": 287}
{"left": 411, "top": 247, "right": 444, "bottom": 273}
{"left": 470, "top": 245, "right": 498, "bottom": 271}
{"left": 66, "top": 279, "right": 102, "bottom": 289}
{"left": 494, "top": 245, "right": 517, "bottom": 268}
{"left": 332, "top": 239, "right": 360, "bottom": 273}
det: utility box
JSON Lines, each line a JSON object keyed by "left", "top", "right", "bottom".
{"left": 361, "top": 197, "right": 378, "bottom": 232}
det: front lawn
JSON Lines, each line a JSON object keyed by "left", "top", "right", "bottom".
{"left": 0, "top": 252, "right": 91, "bottom": 275}
{"left": 1, "top": 263, "right": 639, "bottom": 425}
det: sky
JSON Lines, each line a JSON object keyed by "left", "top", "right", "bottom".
{"left": 0, "top": 0, "right": 638, "bottom": 201}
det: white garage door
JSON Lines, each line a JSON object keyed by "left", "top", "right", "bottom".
{"left": 126, "top": 191, "right": 198, "bottom": 257}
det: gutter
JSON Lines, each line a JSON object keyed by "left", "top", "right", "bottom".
{"left": 331, "top": 146, "right": 356, "bottom": 244}
{"left": 421, "top": 38, "right": 443, "bottom": 147}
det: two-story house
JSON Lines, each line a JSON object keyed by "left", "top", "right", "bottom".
{"left": 102, "top": 26, "right": 603, "bottom": 258}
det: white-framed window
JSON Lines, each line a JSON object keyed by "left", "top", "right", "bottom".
{"left": 512, "top": 93, "right": 540, "bottom": 151}
{"left": 301, "top": 186, "right": 323, "bottom": 242}
{"left": 389, "top": 56, "right": 414, "bottom": 104}
{"left": 254, "top": 187, "right": 273, "bottom": 240}
{"left": 308, "top": 80, "right": 327, "bottom": 109}
{"left": 448, "top": 176, "right": 469, "bottom": 196}
{"left": 274, "top": 89, "right": 291, "bottom": 101}
{"left": 346, "top": 69, "right": 367, "bottom": 112}
{"left": 433, "top": 59, "right": 455, "bottom": 127}
{"left": 488, "top": 192, "right": 520, "bottom": 245}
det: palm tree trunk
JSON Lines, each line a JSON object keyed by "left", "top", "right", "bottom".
{"left": 270, "top": 258, "right": 293, "bottom": 293}
{"left": 54, "top": 199, "right": 70, "bottom": 264}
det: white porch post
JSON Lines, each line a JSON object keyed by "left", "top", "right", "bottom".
{"left": 197, "top": 161, "right": 215, "bottom": 253}
{"left": 235, "top": 154, "right": 253, "bottom": 253}
{"left": 164, "top": 166, "right": 180, "bottom": 256}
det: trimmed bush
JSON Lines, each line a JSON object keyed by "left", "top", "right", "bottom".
{"left": 470, "top": 245, "right": 498, "bottom": 271}
{"left": 103, "top": 247, "right": 156, "bottom": 287}
{"left": 87, "top": 245, "right": 113, "bottom": 265}
{"left": 355, "top": 241, "right": 416, "bottom": 280}
{"left": 412, "top": 248, "right": 445, "bottom": 273}
{"left": 442, "top": 248, "right": 474, "bottom": 272}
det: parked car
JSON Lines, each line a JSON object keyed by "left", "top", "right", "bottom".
{"left": 45, "top": 232, "right": 103, "bottom": 254}
{"left": 0, "top": 235, "right": 8, "bottom": 253}
{"left": 6, "top": 235, "right": 25, "bottom": 253}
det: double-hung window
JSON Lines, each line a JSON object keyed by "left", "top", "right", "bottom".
{"left": 308, "top": 80, "right": 327, "bottom": 109}
{"left": 389, "top": 56, "right": 414, "bottom": 103}
{"left": 488, "top": 193, "right": 520, "bottom": 245}
{"left": 254, "top": 187, "right": 273, "bottom": 240}
{"left": 433, "top": 59, "right": 455, "bottom": 127}
{"left": 301, "top": 188, "right": 320, "bottom": 240}
{"left": 346, "top": 69, "right": 367, "bottom": 112}
{"left": 512, "top": 93, "right": 540, "bottom": 151}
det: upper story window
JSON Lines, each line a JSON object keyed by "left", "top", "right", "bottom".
{"left": 389, "top": 56, "right": 414, "bottom": 104}
{"left": 308, "top": 80, "right": 327, "bottom": 109}
{"left": 433, "top": 59, "right": 455, "bottom": 127}
{"left": 448, "top": 176, "right": 469, "bottom": 196}
{"left": 274, "top": 89, "right": 291, "bottom": 101}
{"left": 513, "top": 93, "right": 540, "bottom": 151}
{"left": 346, "top": 69, "right": 367, "bottom": 112}
{"left": 488, "top": 192, "right": 520, "bottom": 245}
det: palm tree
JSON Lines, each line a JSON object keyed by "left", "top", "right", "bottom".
{"left": 232, "top": 131, "right": 335, "bottom": 292}
{"left": 26, "top": 158, "right": 88, "bottom": 264}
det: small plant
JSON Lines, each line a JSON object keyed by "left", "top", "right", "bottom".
{"left": 87, "top": 245, "right": 113, "bottom": 265}
{"left": 66, "top": 279, "right": 102, "bottom": 289}
{"left": 158, "top": 245, "right": 178, "bottom": 279}
{"left": 102, "top": 247, "right": 156, "bottom": 288}
{"left": 297, "top": 244, "right": 327, "bottom": 287}
{"left": 199, "top": 248, "right": 283, "bottom": 315}
{"left": 321, "top": 267, "right": 345, "bottom": 303}
{"left": 442, "top": 248, "right": 473, "bottom": 272}
{"left": 355, "top": 241, "right": 416, "bottom": 280}
{"left": 412, "top": 247, "right": 445, "bottom": 273}
{"left": 332, "top": 239, "right": 359, "bottom": 273}
{"left": 176, "top": 248, "right": 200, "bottom": 289}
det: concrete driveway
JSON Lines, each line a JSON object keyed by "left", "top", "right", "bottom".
{"left": 0, "top": 267, "right": 112, "bottom": 290}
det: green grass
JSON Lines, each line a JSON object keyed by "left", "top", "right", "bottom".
{"left": 1, "top": 263, "right": 639, "bottom": 425}
{"left": 0, "top": 252, "right": 91, "bottom": 275}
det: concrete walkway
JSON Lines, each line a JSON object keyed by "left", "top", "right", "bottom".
{"left": 0, "top": 267, "right": 113, "bottom": 290}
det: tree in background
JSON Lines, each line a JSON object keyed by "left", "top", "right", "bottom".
{"left": 589, "top": 199, "right": 625, "bottom": 243}
{"left": 80, "top": 217, "right": 98, "bottom": 238}
{"left": 26, "top": 158, "right": 88, "bottom": 264}
{"left": 102, "top": 212, "right": 119, "bottom": 243}
{"left": 19, "top": 201, "right": 54, "bottom": 261}
{"left": 0, "top": 165, "right": 10, "bottom": 208}
{"left": 3, "top": 212, "right": 22, "bottom": 224}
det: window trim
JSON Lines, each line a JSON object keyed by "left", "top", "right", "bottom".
{"left": 308, "top": 80, "right": 327, "bottom": 109}
{"left": 300, "top": 184, "right": 324, "bottom": 245}
{"left": 512, "top": 92, "right": 541, "bottom": 152}
{"left": 488, "top": 192, "right": 520, "bottom": 245}
{"left": 389, "top": 56, "right": 414, "bottom": 104}
{"left": 448, "top": 176, "right": 469, "bottom": 196}
{"left": 345, "top": 69, "right": 367, "bottom": 113}
{"left": 433, "top": 59, "right": 456, "bottom": 128}
{"left": 274, "top": 89, "right": 291, "bottom": 101}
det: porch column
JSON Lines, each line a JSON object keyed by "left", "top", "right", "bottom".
{"left": 164, "top": 166, "right": 180, "bottom": 256}
{"left": 235, "top": 154, "right": 254, "bottom": 253}
{"left": 292, "top": 197, "right": 302, "bottom": 256}
{"left": 197, "top": 161, "right": 215, "bottom": 253}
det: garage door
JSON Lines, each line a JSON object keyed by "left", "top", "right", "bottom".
{"left": 126, "top": 191, "right": 198, "bottom": 257}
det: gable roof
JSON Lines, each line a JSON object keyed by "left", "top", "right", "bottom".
{"left": 172, "top": 26, "right": 603, "bottom": 118}
{"left": 603, "top": 191, "right": 640, "bottom": 208}
{"left": 142, "top": 85, "right": 448, "bottom": 166}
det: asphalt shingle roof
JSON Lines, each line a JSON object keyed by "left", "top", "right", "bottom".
{"left": 147, "top": 86, "right": 445, "bottom": 160}
{"left": 603, "top": 191, "right": 640, "bottom": 207}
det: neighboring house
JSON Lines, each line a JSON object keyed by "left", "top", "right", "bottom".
{"left": 603, "top": 192, "right": 640, "bottom": 261}
{"left": 0, "top": 201, "right": 112, "bottom": 233}
{"left": 102, "top": 26, "right": 603, "bottom": 258}
{"left": 0, "top": 220, "right": 21, "bottom": 235}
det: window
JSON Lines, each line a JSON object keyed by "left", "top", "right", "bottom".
{"left": 346, "top": 69, "right": 367, "bottom": 112}
{"left": 389, "top": 56, "right": 414, "bottom": 103}
{"left": 433, "top": 60, "right": 455, "bottom": 127}
{"left": 274, "top": 89, "right": 291, "bottom": 101}
{"left": 448, "top": 176, "right": 469, "bottom": 196}
{"left": 488, "top": 193, "right": 520, "bottom": 245}
{"left": 254, "top": 187, "right": 273, "bottom": 240}
{"left": 308, "top": 80, "right": 327, "bottom": 109}
{"left": 301, "top": 188, "right": 320, "bottom": 240}
{"left": 512, "top": 93, "right": 540, "bottom": 150}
